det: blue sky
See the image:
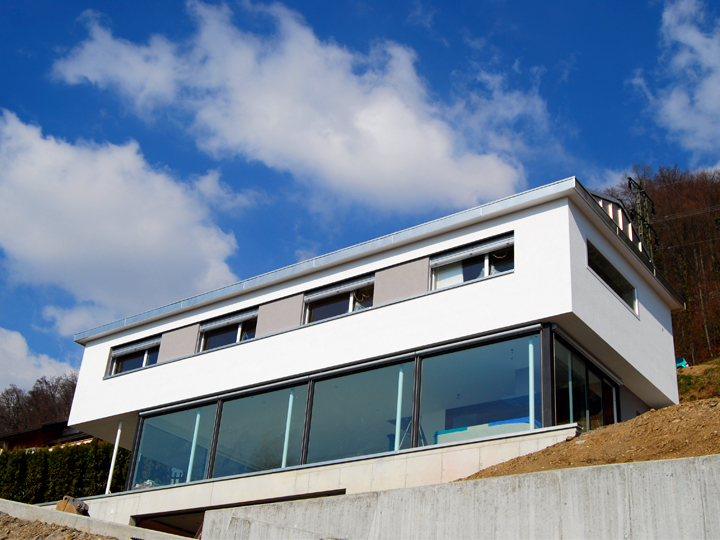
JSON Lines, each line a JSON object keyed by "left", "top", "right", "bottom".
{"left": 1, "top": 0, "right": 719, "bottom": 388}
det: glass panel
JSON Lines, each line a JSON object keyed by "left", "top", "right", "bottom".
{"left": 203, "top": 324, "right": 239, "bottom": 351}
{"left": 434, "top": 261, "right": 463, "bottom": 289}
{"left": 145, "top": 346, "right": 159, "bottom": 367}
{"left": 132, "top": 403, "right": 217, "bottom": 489}
{"left": 490, "top": 246, "right": 514, "bottom": 275}
{"left": 588, "top": 242, "right": 636, "bottom": 309}
{"left": 213, "top": 385, "right": 307, "bottom": 478}
{"left": 554, "top": 340, "right": 574, "bottom": 425}
{"left": 240, "top": 319, "right": 257, "bottom": 341}
{"left": 308, "top": 293, "right": 350, "bottom": 323}
{"left": 588, "top": 370, "right": 603, "bottom": 430}
{"left": 420, "top": 334, "right": 541, "bottom": 446}
{"left": 571, "top": 355, "right": 588, "bottom": 432}
{"left": 307, "top": 361, "right": 414, "bottom": 463}
{"left": 602, "top": 380, "right": 616, "bottom": 425}
{"left": 461, "top": 254, "right": 485, "bottom": 282}
{"left": 115, "top": 351, "right": 145, "bottom": 374}
{"left": 352, "top": 285, "right": 374, "bottom": 311}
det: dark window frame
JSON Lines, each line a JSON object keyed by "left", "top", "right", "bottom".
{"left": 431, "top": 233, "right": 514, "bottom": 290}
{"left": 108, "top": 336, "right": 161, "bottom": 376}
{"left": 587, "top": 241, "right": 637, "bottom": 312}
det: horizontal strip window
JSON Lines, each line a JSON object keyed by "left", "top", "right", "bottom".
{"left": 304, "top": 275, "right": 375, "bottom": 324}
{"left": 587, "top": 241, "right": 636, "bottom": 312}
{"left": 432, "top": 233, "right": 514, "bottom": 290}
{"left": 109, "top": 336, "right": 162, "bottom": 375}
{"left": 127, "top": 327, "right": 617, "bottom": 492}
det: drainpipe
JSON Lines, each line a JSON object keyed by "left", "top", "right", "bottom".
{"left": 106, "top": 420, "right": 123, "bottom": 495}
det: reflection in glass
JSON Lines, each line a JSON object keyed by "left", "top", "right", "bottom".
{"left": 420, "top": 335, "right": 541, "bottom": 446}
{"left": 588, "top": 370, "right": 603, "bottom": 430}
{"left": 307, "top": 362, "right": 414, "bottom": 464}
{"left": 213, "top": 385, "right": 307, "bottom": 478}
{"left": 203, "top": 325, "right": 239, "bottom": 351}
{"left": 308, "top": 293, "right": 351, "bottom": 323}
{"left": 132, "top": 403, "right": 217, "bottom": 489}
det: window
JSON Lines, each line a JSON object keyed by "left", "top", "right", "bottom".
{"left": 128, "top": 328, "right": 618, "bottom": 490}
{"left": 198, "top": 309, "right": 258, "bottom": 352}
{"left": 554, "top": 338, "right": 617, "bottom": 431}
{"left": 587, "top": 241, "right": 636, "bottom": 311}
{"left": 307, "top": 362, "right": 414, "bottom": 464}
{"left": 213, "top": 385, "right": 308, "bottom": 477}
{"left": 431, "top": 233, "right": 514, "bottom": 290}
{"left": 304, "top": 275, "right": 374, "bottom": 324}
{"left": 109, "top": 336, "right": 161, "bottom": 375}
{"left": 132, "top": 403, "right": 217, "bottom": 489}
{"left": 419, "top": 334, "right": 541, "bottom": 446}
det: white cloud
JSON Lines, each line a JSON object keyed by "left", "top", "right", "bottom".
{"left": 51, "top": 1, "right": 550, "bottom": 211}
{"left": 634, "top": 0, "right": 720, "bottom": 156}
{"left": 0, "top": 110, "right": 239, "bottom": 335}
{"left": 0, "top": 328, "right": 73, "bottom": 389}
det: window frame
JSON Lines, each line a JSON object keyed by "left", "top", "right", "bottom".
{"left": 108, "top": 336, "right": 162, "bottom": 376}
{"left": 430, "top": 233, "right": 514, "bottom": 290}
{"left": 303, "top": 275, "right": 375, "bottom": 324}
{"left": 197, "top": 309, "right": 258, "bottom": 352}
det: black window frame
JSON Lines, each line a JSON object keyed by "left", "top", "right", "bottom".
{"left": 108, "top": 336, "right": 162, "bottom": 376}
{"left": 303, "top": 275, "right": 375, "bottom": 324}
{"left": 197, "top": 309, "right": 258, "bottom": 352}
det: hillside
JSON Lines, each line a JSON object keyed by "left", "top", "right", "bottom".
{"left": 461, "top": 364, "right": 720, "bottom": 482}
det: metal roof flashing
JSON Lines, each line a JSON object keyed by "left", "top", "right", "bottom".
{"left": 74, "top": 176, "right": 612, "bottom": 345}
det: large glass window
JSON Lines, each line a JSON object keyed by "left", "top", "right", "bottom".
{"left": 587, "top": 242, "right": 636, "bottom": 311}
{"left": 132, "top": 403, "right": 217, "bottom": 489}
{"left": 554, "top": 338, "right": 616, "bottom": 432}
{"left": 213, "top": 385, "right": 307, "bottom": 478}
{"left": 420, "top": 335, "right": 541, "bottom": 446}
{"left": 307, "top": 361, "right": 414, "bottom": 463}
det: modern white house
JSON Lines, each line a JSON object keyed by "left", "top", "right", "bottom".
{"left": 68, "top": 177, "right": 684, "bottom": 536}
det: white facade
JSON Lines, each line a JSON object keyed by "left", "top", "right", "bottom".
{"left": 69, "top": 177, "right": 683, "bottom": 532}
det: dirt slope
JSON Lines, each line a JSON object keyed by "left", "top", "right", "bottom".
{"left": 462, "top": 397, "right": 720, "bottom": 481}
{"left": 678, "top": 360, "right": 720, "bottom": 401}
{"left": 0, "top": 511, "right": 118, "bottom": 540}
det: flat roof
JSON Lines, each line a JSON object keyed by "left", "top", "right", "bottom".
{"left": 74, "top": 177, "right": 683, "bottom": 344}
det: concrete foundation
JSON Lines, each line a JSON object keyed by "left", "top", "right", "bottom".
{"left": 203, "top": 453, "right": 720, "bottom": 540}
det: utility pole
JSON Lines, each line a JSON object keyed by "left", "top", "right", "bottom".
{"left": 628, "top": 176, "right": 659, "bottom": 261}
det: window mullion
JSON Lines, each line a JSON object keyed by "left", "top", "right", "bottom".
{"left": 411, "top": 355, "right": 422, "bottom": 448}
{"left": 300, "top": 380, "right": 315, "bottom": 465}
{"left": 206, "top": 400, "right": 224, "bottom": 480}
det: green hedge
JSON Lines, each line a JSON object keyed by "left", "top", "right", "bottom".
{"left": 0, "top": 439, "right": 129, "bottom": 503}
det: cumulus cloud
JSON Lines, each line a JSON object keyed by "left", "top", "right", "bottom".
{"left": 51, "top": 1, "right": 550, "bottom": 211}
{"left": 0, "top": 111, "right": 239, "bottom": 335}
{"left": 633, "top": 0, "right": 720, "bottom": 157}
{"left": 0, "top": 328, "right": 73, "bottom": 389}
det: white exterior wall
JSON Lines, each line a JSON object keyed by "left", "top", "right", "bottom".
{"left": 567, "top": 202, "right": 679, "bottom": 407}
{"left": 69, "top": 199, "right": 574, "bottom": 441}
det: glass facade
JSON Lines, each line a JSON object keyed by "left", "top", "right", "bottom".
{"left": 132, "top": 403, "right": 217, "bottom": 489}
{"left": 420, "top": 335, "right": 541, "bottom": 445}
{"left": 307, "top": 361, "right": 414, "bottom": 463}
{"left": 128, "top": 330, "right": 617, "bottom": 490}
{"left": 554, "top": 338, "right": 617, "bottom": 432}
{"left": 213, "top": 385, "right": 307, "bottom": 477}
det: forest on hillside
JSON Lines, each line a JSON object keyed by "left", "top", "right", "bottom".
{"left": 0, "top": 373, "right": 76, "bottom": 437}
{"left": 605, "top": 165, "right": 720, "bottom": 365}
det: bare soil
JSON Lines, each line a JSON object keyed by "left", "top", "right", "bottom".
{"left": 678, "top": 360, "right": 720, "bottom": 402}
{"left": 0, "top": 512, "right": 118, "bottom": 540}
{"left": 461, "top": 396, "right": 720, "bottom": 482}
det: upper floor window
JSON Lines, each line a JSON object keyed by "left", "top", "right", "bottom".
{"left": 431, "top": 233, "right": 514, "bottom": 290}
{"left": 199, "top": 309, "right": 258, "bottom": 352}
{"left": 109, "top": 336, "right": 161, "bottom": 375}
{"left": 587, "top": 242, "right": 636, "bottom": 311}
{"left": 304, "top": 275, "right": 374, "bottom": 324}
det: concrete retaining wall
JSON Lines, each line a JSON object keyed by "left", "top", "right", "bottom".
{"left": 203, "top": 453, "right": 720, "bottom": 540}
{"left": 0, "top": 498, "right": 184, "bottom": 540}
